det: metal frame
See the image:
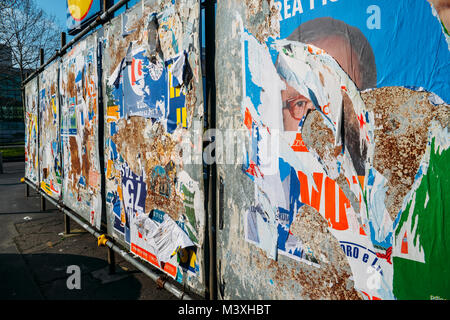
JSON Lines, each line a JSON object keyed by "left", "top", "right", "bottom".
{"left": 202, "top": 0, "right": 217, "bottom": 301}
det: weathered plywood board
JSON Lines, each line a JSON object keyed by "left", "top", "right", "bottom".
{"left": 60, "top": 33, "right": 102, "bottom": 228}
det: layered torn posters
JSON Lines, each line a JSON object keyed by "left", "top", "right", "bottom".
{"left": 240, "top": 0, "right": 450, "bottom": 300}
{"left": 103, "top": 0, "right": 204, "bottom": 284}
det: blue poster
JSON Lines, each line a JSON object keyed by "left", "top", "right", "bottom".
{"left": 270, "top": 0, "right": 450, "bottom": 102}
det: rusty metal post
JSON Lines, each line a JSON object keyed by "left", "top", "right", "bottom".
{"left": 107, "top": 247, "right": 116, "bottom": 275}
{"left": 204, "top": 0, "right": 217, "bottom": 301}
{"left": 39, "top": 48, "right": 45, "bottom": 211}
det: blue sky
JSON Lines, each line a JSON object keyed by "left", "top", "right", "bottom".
{"left": 35, "top": 0, "right": 68, "bottom": 29}
{"left": 35, "top": 0, "right": 141, "bottom": 32}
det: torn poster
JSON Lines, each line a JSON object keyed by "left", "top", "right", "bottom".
{"left": 39, "top": 61, "right": 62, "bottom": 199}
{"left": 107, "top": 44, "right": 190, "bottom": 134}
{"left": 239, "top": 0, "right": 449, "bottom": 300}
{"left": 24, "top": 77, "right": 39, "bottom": 186}
{"left": 102, "top": 0, "right": 204, "bottom": 285}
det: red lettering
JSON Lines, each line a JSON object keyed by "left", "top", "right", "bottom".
{"left": 297, "top": 171, "right": 310, "bottom": 206}
{"left": 310, "top": 173, "right": 323, "bottom": 212}
{"left": 298, "top": 172, "right": 350, "bottom": 231}
{"left": 324, "top": 177, "right": 336, "bottom": 228}
{"left": 291, "top": 133, "right": 308, "bottom": 152}
{"left": 336, "top": 187, "right": 349, "bottom": 231}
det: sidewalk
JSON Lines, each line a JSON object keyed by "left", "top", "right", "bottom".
{"left": 0, "top": 162, "right": 183, "bottom": 300}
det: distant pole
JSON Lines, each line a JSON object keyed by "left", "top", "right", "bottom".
{"left": 108, "top": 247, "right": 116, "bottom": 275}
{"left": 40, "top": 193, "right": 46, "bottom": 211}
{"left": 103, "top": 0, "right": 114, "bottom": 20}
{"left": 103, "top": 0, "right": 114, "bottom": 10}
{"left": 39, "top": 48, "right": 44, "bottom": 67}
{"left": 61, "top": 32, "right": 67, "bottom": 49}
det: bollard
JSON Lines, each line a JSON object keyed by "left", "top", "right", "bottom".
{"left": 0, "top": 152, "right": 3, "bottom": 174}
{"left": 107, "top": 247, "right": 116, "bottom": 275}
{"left": 64, "top": 213, "right": 71, "bottom": 234}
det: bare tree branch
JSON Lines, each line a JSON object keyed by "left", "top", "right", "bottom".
{"left": 0, "top": 0, "right": 61, "bottom": 81}
{"left": 0, "top": 0, "right": 18, "bottom": 11}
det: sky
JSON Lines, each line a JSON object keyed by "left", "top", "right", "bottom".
{"left": 35, "top": 0, "right": 140, "bottom": 35}
{"left": 35, "top": 0, "right": 68, "bottom": 29}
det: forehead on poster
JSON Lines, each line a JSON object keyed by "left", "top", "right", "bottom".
{"left": 284, "top": 17, "right": 377, "bottom": 91}
{"left": 254, "top": 15, "right": 375, "bottom": 177}
{"left": 429, "top": 0, "right": 450, "bottom": 30}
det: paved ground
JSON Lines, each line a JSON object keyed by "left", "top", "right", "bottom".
{"left": 0, "top": 162, "right": 199, "bottom": 300}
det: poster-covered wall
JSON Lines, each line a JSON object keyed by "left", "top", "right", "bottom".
{"left": 60, "top": 33, "right": 102, "bottom": 228}
{"left": 102, "top": 0, "right": 205, "bottom": 295}
{"left": 24, "top": 77, "right": 39, "bottom": 186}
{"left": 39, "top": 61, "right": 62, "bottom": 200}
{"left": 216, "top": 0, "right": 449, "bottom": 300}
{"left": 23, "top": 0, "right": 206, "bottom": 298}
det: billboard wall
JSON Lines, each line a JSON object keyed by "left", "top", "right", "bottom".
{"left": 24, "top": 0, "right": 450, "bottom": 300}
{"left": 101, "top": 0, "right": 206, "bottom": 294}
{"left": 60, "top": 32, "right": 102, "bottom": 228}
{"left": 39, "top": 61, "right": 62, "bottom": 200}
{"left": 24, "top": 0, "right": 205, "bottom": 298}
{"left": 24, "top": 77, "right": 39, "bottom": 186}
{"left": 215, "top": 0, "right": 450, "bottom": 300}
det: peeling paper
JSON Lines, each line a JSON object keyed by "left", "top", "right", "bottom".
{"left": 132, "top": 209, "right": 193, "bottom": 264}
{"left": 103, "top": 0, "right": 204, "bottom": 285}
{"left": 157, "top": 5, "right": 183, "bottom": 60}
{"left": 24, "top": 78, "right": 39, "bottom": 186}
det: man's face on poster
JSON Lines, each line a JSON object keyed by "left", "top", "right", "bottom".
{"left": 280, "top": 35, "right": 362, "bottom": 132}
{"left": 278, "top": 31, "right": 369, "bottom": 176}
{"left": 281, "top": 81, "right": 314, "bottom": 131}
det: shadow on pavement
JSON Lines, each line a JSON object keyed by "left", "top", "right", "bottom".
{"left": 0, "top": 253, "right": 143, "bottom": 300}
